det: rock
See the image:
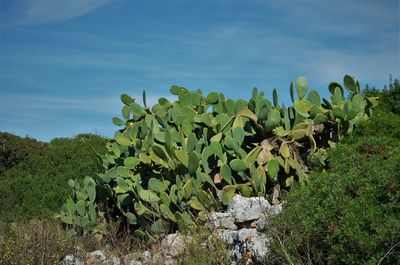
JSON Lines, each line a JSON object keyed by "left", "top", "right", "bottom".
{"left": 219, "top": 229, "right": 238, "bottom": 245}
{"left": 219, "top": 228, "right": 269, "bottom": 264}
{"left": 255, "top": 216, "right": 267, "bottom": 232}
{"left": 86, "top": 250, "right": 107, "bottom": 264}
{"left": 227, "top": 195, "right": 271, "bottom": 223}
{"left": 159, "top": 233, "right": 188, "bottom": 264}
{"left": 268, "top": 204, "right": 283, "bottom": 216}
{"left": 62, "top": 254, "right": 84, "bottom": 265}
{"left": 206, "top": 212, "right": 237, "bottom": 230}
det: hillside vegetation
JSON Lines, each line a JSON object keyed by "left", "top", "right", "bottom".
{"left": 0, "top": 76, "right": 399, "bottom": 265}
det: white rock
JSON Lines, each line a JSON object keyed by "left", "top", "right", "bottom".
{"left": 206, "top": 212, "right": 238, "bottom": 230}
{"left": 219, "top": 228, "right": 269, "bottom": 264}
{"left": 268, "top": 204, "right": 283, "bottom": 216}
{"left": 227, "top": 195, "right": 271, "bottom": 223}
{"left": 159, "top": 233, "right": 188, "bottom": 264}
{"left": 62, "top": 254, "right": 84, "bottom": 265}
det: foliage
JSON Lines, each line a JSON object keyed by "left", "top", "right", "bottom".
{"left": 0, "top": 132, "right": 47, "bottom": 176}
{"left": 60, "top": 75, "right": 376, "bottom": 238}
{"left": 0, "top": 219, "right": 75, "bottom": 265}
{"left": 364, "top": 77, "right": 400, "bottom": 115}
{"left": 267, "top": 111, "right": 400, "bottom": 265}
{"left": 0, "top": 134, "right": 107, "bottom": 223}
{"left": 177, "top": 227, "right": 232, "bottom": 265}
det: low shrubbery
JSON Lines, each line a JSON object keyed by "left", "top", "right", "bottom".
{"left": 0, "top": 134, "right": 107, "bottom": 223}
{"left": 268, "top": 110, "right": 400, "bottom": 265}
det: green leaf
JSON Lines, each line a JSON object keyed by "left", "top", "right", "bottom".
{"left": 139, "top": 190, "right": 160, "bottom": 203}
{"left": 188, "top": 197, "right": 206, "bottom": 211}
{"left": 343, "top": 75, "right": 356, "bottom": 93}
{"left": 121, "top": 94, "right": 134, "bottom": 105}
{"left": 76, "top": 200, "right": 86, "bottom": 216}
{"left": 210, "top": 141, "right": 224, "bottom": 160}
{"left": 352, "top": 94, "right": 364, "bottom": 112}
{"left": 307, "top": 90, "right": 321, "bottom": 105}
{"left": 244, "top": 146, "right": 261, "bottom": 167}
{"left": 236, "top": 184, "right": 253, "bottom": 197}
{"left": 112, "top": 117, "right": 125, "bottom": 126}
{"left": 116, "top": 166, "right": 130, "bottom": 178}
{"left": 160, "top": 204, "right": 177, "bottom": 221}
{"left": 267, "top": 159, "right": 280, "bottom": 181}
{"left": 220, "top": 164, "right": 233, "bottom": 184}
{"left": 233, "top": 127, "right": 244, "bottom": 145}
{"left": 148, "top": 178, "right": 162, "bottom": 192}
{"left": 296, "top": 76, "right": 309, "bottom": 99}
{"left": 290, "top": 81, "right": 295, "bottom": 102}
{"left": 205, "top": 92, "right": 219, "bottom": 104}
{"left": 170, "top": 85, "right": 187, "bottom": 95}
{"left": 221, "top": 185, "right": 236, "bottom": 205}
{"left": 116, "top": 135, "right": 132, "bottom": 147}
{"left": 182, "top": 120, "right": 193, "bottom": 137}
{"left": 197, "top": 190, "right": 212, "bottom": 207}
{"left": 183, "top": 180, "right": 193, "bottom": 199}
{"left": 122, "top": 106, "right": 130, "bottom": 120}
{"left": 175, "top": 149, "right": 189, "bottom": 167}
{"left": 66, "top": 199, "right": 75, "bottom": 214}
{"left": 87, "top": 178, "right": 96, "bottom": 203}
{"left": 230, "top": 159, "right": 247, "bottom": 172}
{"left": 264, "top": 109, "right": 281, "bottom": 130}
{"left": 124, "top": 157, "right": 140, "bottom": 169}
{"left": 273, "top": 88, "right": 278, "bottom": 108}
{"left": 279, "top": 142, "right": 290, "bottom": 159}
{"left": 188, "top": 152, "right": 199, "bottom": 174}
{"left": 254, "top": 166, "right": 267, "bottom": 194}
{"left": 294, "top": 99, "right": 313, "bottom": 118}
{"left": 130, "top": 103, "right": 146, "bottom": 116}
{"left": 125, "top": 212, "right": 137, "bottom": 224}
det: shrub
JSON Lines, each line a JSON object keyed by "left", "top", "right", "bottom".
{"left": 0, "top": 132, "right": 47, "bottom": 176}
{"left": 267, "top": 111, "right": 400, "bottom": 265}
{"left": 0, "top": 134, "right": 107, "bottom": 223}
{"left": 59, "top": 75, "right": 377, "bottom": 239}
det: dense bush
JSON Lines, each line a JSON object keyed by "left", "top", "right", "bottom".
{"left": 0, "top": 132, "right": 47, "bottom": 176}
{"left": 0, "top": 134, "right": 107, "bottom": 223}
{"left": 364, "top": 77, "right": 400, "bottom": 115}
{"left": 268, "top": 110, "right": 400, "bottom": 265}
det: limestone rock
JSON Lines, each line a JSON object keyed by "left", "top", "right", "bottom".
{"left": 219, "top": 228, "right": 269, "bottom": 264}
{"left": 227, "top": 195, "right": 271, "bottom": 223}
{"left": 206, "top": 212, "right": 237, "bottom": 230}
{"left": 268, "top": 204, "right": 283, "bottom": 216}
{"left": 158, "top": 233, "right": 188, "bottom": 264}
{"left": 62, "top": 254, "right": 84, "bottom": 265}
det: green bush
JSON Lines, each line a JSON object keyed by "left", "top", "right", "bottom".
{"left": 0, "top": 134, "right": 107, "bottom": 223}
{"left": 268, "top": 111, "right": 400, "bottom": 265}
{"left": 0, "top": 132, "right": 47, "bottom": 176}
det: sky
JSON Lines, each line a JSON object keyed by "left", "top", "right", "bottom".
{"left": 0, "top": 0, "right": 399, "bottom": 141}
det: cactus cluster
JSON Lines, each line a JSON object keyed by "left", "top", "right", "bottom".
{"left": 59, "top": 75, "right": 376, "bottom": 238}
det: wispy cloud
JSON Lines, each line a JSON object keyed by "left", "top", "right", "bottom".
{"left": 8, "top": 0, "right": 109, "bottom": 25}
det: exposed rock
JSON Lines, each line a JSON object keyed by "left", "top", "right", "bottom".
{"left": 255, "top": 216, "right": 267, "bottom": 232}
{"left": 158, "top": 233, "right": 188, "bottom": 264}
{"left": 218, "top": 228, "right": 269, "bottom": 264}
{"left": 85, "top": 250, "right": 107, "bottom": 264}
{"left": 268, "top": 204, "right": 283, "bottom": 216}
{"left": 62, "top": 254, "right": 83, "bottom": 265}
{"left": 227, "top": 195, "right": 271, "bottom": 223}
{"left": 206, "top": 212, "right": 237, "bottom": 230}
{"left": 122, "top": 253, "right": 145, "bottom": 265}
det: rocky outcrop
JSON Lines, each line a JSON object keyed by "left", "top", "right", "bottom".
{"left": 62, "top": 195, "right": 282, "bottom": 265}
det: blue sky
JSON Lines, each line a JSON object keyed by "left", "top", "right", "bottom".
{"left": 0, "top": 0, "right": 399, "bottom": 141}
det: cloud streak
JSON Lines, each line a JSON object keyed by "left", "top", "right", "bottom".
{"left": 8, "top": 0, "right": 109, "bottom": 25}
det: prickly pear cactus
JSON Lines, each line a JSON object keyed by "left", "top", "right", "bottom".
{"left": 59, "top": 75, "right": 376, "bottom": 238}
